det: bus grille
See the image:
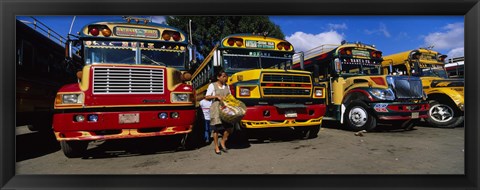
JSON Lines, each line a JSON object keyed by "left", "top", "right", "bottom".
{"left": 93, "top": 67, "right": 165, "bottom": 94}
{"left": 263, "top": 88, "right": 311, "bottom": 96}
{"left": 393, "top": 79, "right": 423, "bottom": 99}
{"left": 261, "top": 73, "right": 311, "bottom": 97}
{"left": 262, "top": 74, "right": 310, "bottom": 83}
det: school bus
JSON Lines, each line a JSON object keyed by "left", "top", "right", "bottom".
{"left": 382, "top": 48, "right": 464, "bottom": 128}
{"left": 16, "top": 19, "right": 81, "bottom": 132}
{"left": 293, "top": 41, "right": 429, "bottom": 131}
{"left": 191, "top": 34, "right": 326, "bottom": 139}
{"left": 54, "top": 17, "right": 197, "bottom": 157}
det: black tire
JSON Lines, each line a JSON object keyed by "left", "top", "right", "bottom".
{"left": 60, "top": 141, "right": 88, "bottom": 158}
{"left": 393, "top": 119, "right": 420, "bottom": 131}
{"left": 425, "top": 100, "right": 464, "bottom": 128}
{"left": 227, "top": 122, "right": 250, "bottom": 148}
{"left": 305, "top": 125, "right": 321, "bottom": 139}
{"left": 344, "top": 101, "right": 377, "bottom": 131}
{"left": 182, "top": 109, "right": 207, "bottom": 150}
{"left": 294, "top": 125, "right": 321, "bottom": 139}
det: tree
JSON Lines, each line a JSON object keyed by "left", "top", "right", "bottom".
{"left": 166, "top": 16, "right": 285, "bottom": 62}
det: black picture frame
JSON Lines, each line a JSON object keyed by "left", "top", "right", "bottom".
{"left": 1, "top": 0, "right": 479, "bottom": 189}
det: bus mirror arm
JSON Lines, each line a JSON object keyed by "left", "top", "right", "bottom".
{"left": 65, "top": 40, "right": 72, "bottom": 60}
{"left": 299, "top": 51, "right": 305, "bottom": 70}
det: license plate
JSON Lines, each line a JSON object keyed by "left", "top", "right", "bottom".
{"left": 119, "top": 113, "right": 139, "bottom": 124}
{"left": 285, "top": 110, "right": 297, "bottom": 118}
{"left": 411, "top": 112, "right": 419, "bottom": 119}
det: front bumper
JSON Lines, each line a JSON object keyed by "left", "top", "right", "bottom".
{"left": 370, "top": 102, "right": 429, "bottom": 120}
{"left": 241, "top": 104, "right": 326, "bottom": 128}
{"left": 53, "top": 109, "right": 195, "bottom": 141}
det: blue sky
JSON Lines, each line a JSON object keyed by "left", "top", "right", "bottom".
{"left": 17, "top": 16, "right": 464, "bottom": 59}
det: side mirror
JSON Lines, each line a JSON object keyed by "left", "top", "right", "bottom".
{"left": 188, "top": 45, "right": 197, "bottom": 69}
{"left": 299, "top": 52, "right": 305, "bottom": 70}
{"left": 65, "top": 40, "right": 72, "bottom": 60}
{"left": 333, "top": 58, "right": 342, "bottom": 74}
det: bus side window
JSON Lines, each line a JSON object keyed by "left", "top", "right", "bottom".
{"left": 392, "top": 65, "right": 407, "bottom": 75}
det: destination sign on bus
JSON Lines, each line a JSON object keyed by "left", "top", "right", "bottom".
{"left": 352, "top": 49, "right": 370, "bottom": 57}
{"left": 85, "top": 41, "right": 186, "bottom": 51}
{"left": 420, "top": 53, "right": 437, "bottom": 60}
{"left": 114, "top": 27, "right": 159, "bottom": 39}
{"left": 245, "top": 40, "right": 275, "bottom": 49}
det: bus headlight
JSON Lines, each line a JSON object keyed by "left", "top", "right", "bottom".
{"left": 172, "top": 93, "right": 190, "bottom": 102}
{"left": 240, "top": 87, "right": 250, "bottom": 96}
{"left": 368, "top": 88, "right": 395, "bottom": 100}
{"left": 314, "top": 88, "right": 324, "bottom": 98}
{"left": 57, "top": 93, "right": 84, "bottom": 104}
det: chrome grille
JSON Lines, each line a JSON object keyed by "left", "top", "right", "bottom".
{"left": 263, "top": 88, "right": 311, "bottom": 96}
{"left": 262, "top": 74, "right": 310, "bottom": 83}
{"left": 93, "top": 67, "right": 164, "bottom": 94}
{"left": 393, "top": 79, "right": 423, "bottom": 99}
{"left": 261, "top": 73, "right": 311, "bottom": 97}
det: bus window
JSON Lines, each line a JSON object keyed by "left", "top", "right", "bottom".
{"left": 392, "top": 64, "right": 407, "bottom": 75}
{"left": 85, "top": 46, "right": 136, "bottom": 64}
{"left": 223, "top": 55, "right": 259, "bottom": 70}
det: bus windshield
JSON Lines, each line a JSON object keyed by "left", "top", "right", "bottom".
{"left": 419, "top": 65, "right": 448, "bottom": 78}
{"left": 83, "top": 41, "right": 186, "bottom": 68}
{"left": 222, "top": 49, "right": 293, "bottom": 70}
{"left": 340, "top": 59, "right": 381, "bottom": 75}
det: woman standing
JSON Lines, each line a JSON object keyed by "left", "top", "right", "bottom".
{"left": 205, "top": 70, "right": 232, "bottom": 155}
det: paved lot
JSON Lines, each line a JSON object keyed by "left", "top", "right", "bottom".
{"left": 16, "top": 121, "right": 464, "bottom": 174}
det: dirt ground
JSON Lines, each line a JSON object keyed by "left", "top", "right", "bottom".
{"left": 16, "top": 121, "right": 464, "bottom": 174}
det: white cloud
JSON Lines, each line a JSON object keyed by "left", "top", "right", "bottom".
{"left": 446, "top": 47, "right": 464, "bottom": 58}
{"left": 151, "top": 16, "right": 166, "bottom": 24}
{"left": 328, "top": 23, "right": 348, "bottom": 30}
{"left": 364, "top": 23, "right": 391, "bottom": 38}
{"left": 423, "top": 22, "right": 464, "bottom": 50}
{"left": 286, "top": 31, "right": 344, "bottom": 52}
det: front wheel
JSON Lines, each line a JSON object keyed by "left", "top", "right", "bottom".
{"left": 393, "top": 119, "right": 420, "bottom": 131}
{"left": 60, "top": 141, "right": 89, "bottom": 158}
{"left": 295, "top": 125, "right": 321, "bottom": 139}
{"left": 344, "top": 101, "right": 377, "bottom": 131}
{"left": 425, "top": 100, "right": 464, "bottom": 128}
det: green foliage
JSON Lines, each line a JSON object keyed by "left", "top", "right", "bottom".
{"left": 166, "top": 16, "right": 285, "bottom": 61}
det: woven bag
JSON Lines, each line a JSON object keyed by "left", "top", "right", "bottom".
{"left": 219, "top": 94, "right": 247, "bottom": 124}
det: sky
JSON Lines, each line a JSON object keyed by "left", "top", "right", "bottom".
{"left": 17, "top": 16, "right": 464, "bottom": 60}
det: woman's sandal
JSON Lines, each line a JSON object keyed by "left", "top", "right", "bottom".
{"left": 219, "top": 145, "right": 228, "bottom": 153}
{"left": 215, "top": 149, "right": 221, "bottom": 155}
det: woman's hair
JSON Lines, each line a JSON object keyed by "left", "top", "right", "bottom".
{"left": 216, "top": 70, "right": 227, "bottom": 77}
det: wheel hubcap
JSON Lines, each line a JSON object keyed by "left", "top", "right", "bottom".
{"left": 349, "top": 107, "right": 368, "bottom": 127}
{"left": 429, "top": 104, "right": 454, "bottom": 123}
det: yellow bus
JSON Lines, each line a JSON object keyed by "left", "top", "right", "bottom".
{"left": 191, "top": 34, "right": 326, "bottom": 139}
{"left": 54, "top": 17, "right": 198, "bottom": 157}
{"left": 382, "top": 48, "right": 464, "bottom": 128}
{"left": 293, "top": 41, "right": 430, "bottom": 131}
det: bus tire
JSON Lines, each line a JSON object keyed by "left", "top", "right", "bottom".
{"left": 305, "top": 124, "right": 321, "bottom": 139}
{"left": 182, "top": 109, "right": 206, "bottom": 150}
{"left": 60, "top": 140, "right": 88, "bottom": 158}
{"left": 425, "top": 100, "right": 464, "bottom": 128}
{"left": 394, "top": 119, "right": 420, "bottom": 131}
{"left": 344, "top": 101, "right": 377, "bottom": 131}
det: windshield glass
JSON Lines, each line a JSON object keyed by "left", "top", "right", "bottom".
{"left": 419, "top": 65, "right": 448, "bottom": 78}
{"left": 340, "top": 59, "right": 381, "bottom": 75}
{"left": 83, "top": 41, "right": 186, "bottom": 68}
{"left": 221, "top": 49, "right": 293, "bottom": 70}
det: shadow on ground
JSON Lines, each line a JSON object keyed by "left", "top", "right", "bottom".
{"left": 16, "top": 129, "right": 60, "bottom": 162}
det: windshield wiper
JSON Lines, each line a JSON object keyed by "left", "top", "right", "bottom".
{"left": 141, "top": 54, "right": 166, "bottom": 66}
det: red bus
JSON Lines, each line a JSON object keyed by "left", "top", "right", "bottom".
{"left": 54, "top": 17, "right": 198, "bottom": 157}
